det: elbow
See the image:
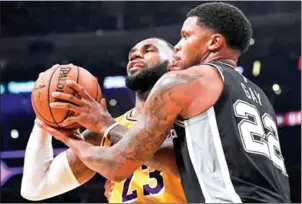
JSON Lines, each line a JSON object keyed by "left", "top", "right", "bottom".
{"left": 21, "top": 188, "right": 44, "bottom": 201}
{"left": 104, "top": 172, "right": 129, "bottom": 182}
{"left": 21, "top": 181, "right": 47, "bottom": 201}
{"left": 97, "top": 165, "right": 132, "bottom": 182}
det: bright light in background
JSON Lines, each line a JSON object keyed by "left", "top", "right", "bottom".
{"left": 249, "top": 38, "right": 255, "bottom": 45}
{"left": 252, "top": 60, "right": 261, "bottom": 76}
{"left": 277, "top": 111, "right": 301, "bottom": 127}
{"left": 272, "top": 84, "right": 282, "bottom": 95}
{"left": 103, "top": 76, "right": 126, "bottom": 89}
{"left": 10, "top": 130, "right": 19, "bottom": 139}
{"left": 8, "top": 81, "right": 35, "bottom": 94}
{"left": 109, "top": 99, "right": 117, "bottom": 106}
{"left": 0, "top": 84, "right": 5, "bottom": 94}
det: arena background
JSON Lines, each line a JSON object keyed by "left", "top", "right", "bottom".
{"left": 0, "top": 1, "right": 301, "bottom": 203}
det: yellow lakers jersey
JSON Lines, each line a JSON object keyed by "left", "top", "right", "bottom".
{"left": 102, "top": 109, "right": 187, "bottom": 203}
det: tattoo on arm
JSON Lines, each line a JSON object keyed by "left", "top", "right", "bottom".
{"left": 109, "top": 125, "right": 176, "bottom": 173}
{"left": 100, "top": 72, "right": 200, "bottom": 179}
{"left": 144, "top": 138, "right": 179, "bottom": 176}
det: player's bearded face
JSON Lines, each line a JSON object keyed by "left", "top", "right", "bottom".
{"left": 125, "top": 60, "right": 168, "bottom": 92}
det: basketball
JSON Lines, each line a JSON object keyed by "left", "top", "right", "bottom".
{"left": 31, "top": 64, "right": 102, "bottom": 129}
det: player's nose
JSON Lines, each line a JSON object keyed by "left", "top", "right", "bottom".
{"left": 174, "top": 40, "right": 182, "bottom": 53}
{"left": 129, "top": 50, "right": 143, "bottom": 61}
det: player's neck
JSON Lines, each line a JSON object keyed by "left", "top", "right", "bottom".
{"left": 202, "top": 49, "right": 240, "bottom": 68}
{"left": 134, "top": 90, "right": 150, "bottom": 117}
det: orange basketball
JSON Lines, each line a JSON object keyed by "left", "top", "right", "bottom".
{"left": 31, "top": 64, "right": 102, "bottom": 129}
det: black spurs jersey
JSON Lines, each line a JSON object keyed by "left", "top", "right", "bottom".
{"left": 173, "top": 61, "right": 291, "bottom": 203}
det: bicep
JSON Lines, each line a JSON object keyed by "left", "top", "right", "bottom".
{"left": 181, "top": 66, "right": 224, "bottom": 117}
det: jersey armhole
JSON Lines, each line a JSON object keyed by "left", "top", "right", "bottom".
{"left": 204, "top": 63, "right": 225, "bottom": 82}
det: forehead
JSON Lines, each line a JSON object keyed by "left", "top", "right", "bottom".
{"left": 181, "top": 16, "right": 203, "bottom": 33}
{"left": 132, "top": 39, "right": 168, "bottom": 51}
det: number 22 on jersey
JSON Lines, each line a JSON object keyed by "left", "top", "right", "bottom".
{"left": 233, "top": 100, "right": 288, "bottom": 176}
{"left": 122, "top": 165, "right": 165, "bottom": 202}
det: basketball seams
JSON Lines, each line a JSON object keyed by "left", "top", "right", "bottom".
{"left": 31, "top": 88, "right": 57, "bottom": 125}
{"left": 48, "top": 65, "right": 62, "bottom": 127}
{"left": 32, "top": 65, "right": 101, "bottom": 129}
{"left": 56, "top": 65, "right": 80, "bottom": 127}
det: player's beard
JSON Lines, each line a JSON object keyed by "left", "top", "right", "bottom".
{"left": 125, "top": 61, "right": 168, "bottom": 93}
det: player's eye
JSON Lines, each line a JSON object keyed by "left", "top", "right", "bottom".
{"left": 146, "top": 49, "right": 154, "bottom": 53}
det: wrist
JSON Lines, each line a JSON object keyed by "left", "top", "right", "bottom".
{"left": 102, "top": 121, "right": 120, "bottom": 138}
{"left": 99, "top": 118, "right": 116, "bottom": 135}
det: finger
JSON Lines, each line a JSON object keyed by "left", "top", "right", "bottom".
{"left": 50, "top": 102, "right": 81, "bottom": 113}
{"left": 35, "top": 118, "right": 44, "bottom": 125}
{"left": 52, "top": 92, "right": 84, "bottom": 106}
{"left": 100, "top": 98, "right": 107, "bottom": 108}
{"left": 59, "top": 63, "right": 74, "bottom": 69}
{"left": 61, "top": 116, "right": 79, "bottom": 127}
{"left": 35, "top": 119, "right": 64, "bottom": 137}
{"left": 50, "top": 64, "right": 60, "bottom": 69}
{"left": 38, "top": 72, "right": 44, "bottom": 77}
{"left": 66, "top": 80, "right": 92, "bottom": 100}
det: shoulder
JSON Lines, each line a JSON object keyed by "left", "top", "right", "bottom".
{"left": 154, "top": 64, "right": 223, "bottom": 93}
{"left": 148, "top": 65, "right": 223, "bottom": 112}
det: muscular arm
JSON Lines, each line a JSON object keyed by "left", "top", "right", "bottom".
{"left": 61, "top": 65, "right": 223, "bottom": 181}
{"left": 63, "top": 71, "right": 200, "bottom": 181}
{"left": 108, "top": 124, "right": 178, "bottom": 175}
{"left": 70, "top": 127, "right": 178, "bottom": 178}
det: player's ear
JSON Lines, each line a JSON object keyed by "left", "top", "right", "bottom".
{"left": 208, "top": 34, "right": 224, "bottom": 51}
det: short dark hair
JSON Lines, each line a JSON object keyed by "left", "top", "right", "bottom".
{"left": 187, "top": 2, "right": 252, "bottom": 53}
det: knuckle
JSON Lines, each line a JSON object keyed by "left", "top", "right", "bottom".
{"left": 80, "top": 87, "right": 85, "bottom": 94}
{"left": 68, "top": 94, "right": 75, "bottom": 101}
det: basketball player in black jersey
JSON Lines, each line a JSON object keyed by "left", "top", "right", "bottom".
{"left": 39, "top": 2, "right": 291, "bottom": 203}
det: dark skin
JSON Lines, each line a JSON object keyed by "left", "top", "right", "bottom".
{"left": 37, "top": 38, "right": 178, "bottom": 185}
{"left": 38, "top": 17, "right": 241, "bottom": 181}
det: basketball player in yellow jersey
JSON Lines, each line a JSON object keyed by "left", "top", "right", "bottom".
{"left": 102, "top": 38, "right": 186, "bottom": 203}
{"left": 103, "top": 110, "right": 185, "bottom": 203}
{"left": 22, "top": 37, "right": 186, "bottom": 203}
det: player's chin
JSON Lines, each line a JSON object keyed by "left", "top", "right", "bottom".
{"left": 128, "top": 67, "right": 142, "bottom": 75}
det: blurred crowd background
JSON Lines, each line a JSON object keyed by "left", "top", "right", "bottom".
{"left": 0, "top": 1, "right": 301, "bottom": 203}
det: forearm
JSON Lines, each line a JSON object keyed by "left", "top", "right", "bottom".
{"left": 144, "top": 139, "right": 179, "bottom": 176}
{"left": 21, "top": 126, "right": 103, "bottom": 201}
{"left": 108, "top": 124, "right": 176, "bottom": 173}
{"left": 62, "top": 137, "right": 123, "bottom": 181}
{"left": 21, "top": 124, "right": 80, "bottom": 201}
{"left": 66, "top": 129, "right": 103, "bottom": 184}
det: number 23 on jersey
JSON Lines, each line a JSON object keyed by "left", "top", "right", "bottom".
{"left": 122, "top": 165, "right": 165, "bottom": 202}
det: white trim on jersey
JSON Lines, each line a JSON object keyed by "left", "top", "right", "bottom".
{"left": 175, "top": 111, "right": 208, "bottom": 127}
{"left": 206, "top": 63, "right": 225, "bottom": 82}
{"left": 207, "top": 107, "right": 242, "bottom": 203}
{"left": 183, "top": 119, "right": 212, "bottom": 202}
{"left": 177, "top": 108, "right": 242, "bottom": 203}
